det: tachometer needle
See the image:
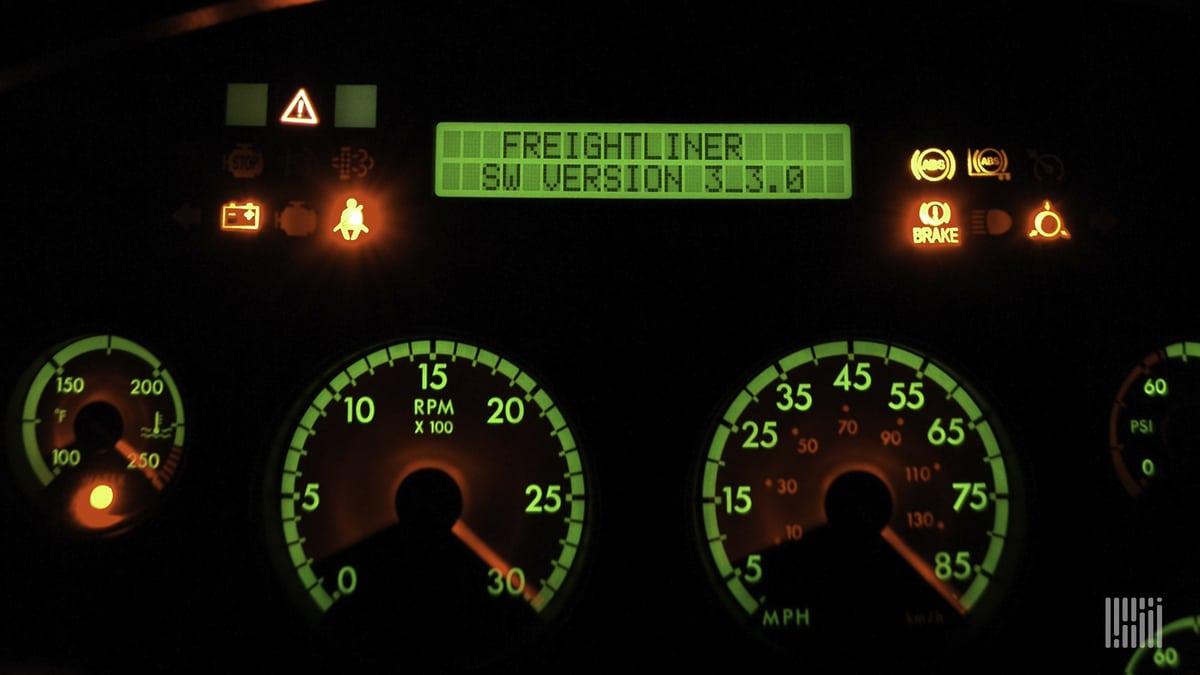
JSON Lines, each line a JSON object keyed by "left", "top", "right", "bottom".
{"left": 880, "top": 525, "right": 967, "bottom": 616}
{"left": 451, "top": 519, "right": 539, "bottom": 603}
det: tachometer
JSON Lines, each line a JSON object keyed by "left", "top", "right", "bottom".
{"left": 264, "top": 337, "right": 591, "bottom": 671}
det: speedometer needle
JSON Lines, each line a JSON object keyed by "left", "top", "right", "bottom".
{"left": 451, "top": 518, "right": 539, "bottom": 604}
{"left": 880, "top": 525, "right": 967, "bottom": 617}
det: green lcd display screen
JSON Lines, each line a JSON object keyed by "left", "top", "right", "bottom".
{"left": 435, "top": 123, "right": 852, "bottom": 199}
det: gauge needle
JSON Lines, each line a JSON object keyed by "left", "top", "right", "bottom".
{"left": 451, "top": 518, "right": 539, "bottom": 604}
{"left": 880, "top": 525, "right": 967, "bottom": 616}
{"left": 114, "top": 438, "right": 163, "bottom": 490}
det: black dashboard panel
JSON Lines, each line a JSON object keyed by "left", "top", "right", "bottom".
{"left": 2, "top": 3, "right": 1198, "bottom": 674}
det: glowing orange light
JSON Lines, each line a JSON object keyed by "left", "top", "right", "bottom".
{"left": 967, "top": 147, "right": 1011, "bottom": 181}
{"left": 70, "top": 478, "right": 123, "bottom": 530}
{"left": 918, "top": 201, "right": 952, "bottom": 226}
{"left": 910, "top": 148, "right": 956, "bottom": 182}
{"left": 90, "top": 484, "right": 115, "bottom": 510}
{"left": 911, "top": 200, "right": 961, "bottom": 246}
{"left": 1027, "top": 200, "right": 1070, "bottom": 241}
{"left": 334, "top": 198, "right": 369, "bottom": 241}
{"left": 280, "top": 88, "right": 319, "bottom": 126}
{"left": 221, "top": 201, "right": 262, "bottom": 232}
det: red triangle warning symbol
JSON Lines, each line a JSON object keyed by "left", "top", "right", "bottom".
{"left": 280, "top": 88, "right": 319, "bottom": 126}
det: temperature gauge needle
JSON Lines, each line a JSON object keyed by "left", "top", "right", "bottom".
{"left": 881, "top": 525, "right": 967, "bottom": 616}
{"left": 452, "top": 518, "right": 539, "bottom": 603}
{"left": 114, "top": 438, "right": 163, "bottom": 489}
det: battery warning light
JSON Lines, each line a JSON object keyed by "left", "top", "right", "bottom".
{"left": 1028, "top": 200, "right": 1070, "bottom": 241}
{"left": 221, "top": 201, "right": 262, "bottom": 232}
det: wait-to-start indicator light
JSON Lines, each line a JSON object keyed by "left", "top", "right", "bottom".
{"left": 910, "top": 148, "right": 956, "bottom": 181}
{"left": 967, "top": 148, "right": 1011, "bottom": 181}
{"left": 281, "top": 88, "right": 319, "bottom": 126}
{"left": 334, "top": 198, "right": 368, "bottom": 240}
{"left": 221, "top": 201, "right": 262, "bottom": 232}
{"left": 435, "top": 122, "right": 852, "bottom": 199}
{"left": 912, "top": 200, "right": 961, "bottom": 246}
{"left": 1028, "top": 200, "right": 1069, "bottom": 240}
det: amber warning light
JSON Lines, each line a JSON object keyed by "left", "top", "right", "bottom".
{"left": 911, "top": 200, "right": 961, "bottom": 247}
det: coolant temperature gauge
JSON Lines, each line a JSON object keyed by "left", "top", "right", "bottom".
{"left": 6, "top": 335, "right": 186, "bottom": 535}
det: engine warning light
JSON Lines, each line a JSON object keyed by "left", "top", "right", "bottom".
{"left": 334, "top": 198, "right": 369, "bottom": 241}
{"left": 911, "top": 200, "right": 961, "bottom": 246}
{"left": 1028, "top": 200, "right": 1070, "bottom": 241}
{"left": 280, "top": 88, "right": 319, "bottom": 126}
{"left": 221, "top": 201, "right": 262, "bottom": 232}
{"left": 910, "top": 148, "right": 956, "bottom": 182}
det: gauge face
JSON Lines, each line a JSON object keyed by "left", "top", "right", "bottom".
{"left": 6, "top": 334, "right": 186, "bottom": 535}
{"left": 1124, "top": 614, "right": 1199, "bottom": 674}
{"left": 1110, "top": 342, "right": 1200, "bottom": 501}
{"left": 695, "top": 339, "right": 1021, "bottom": 658}
{"left": 266, "top": 338, "right": 590, "bottom": 670}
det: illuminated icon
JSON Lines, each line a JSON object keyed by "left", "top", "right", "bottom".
{"left": 277, "top": 200, "right": 318, "bottom": 237}
{"left": 280, "top": 87, "right": 319, "bottom": 126}
{"left": 918, "top": 201, "right": 952, "bottom": 226}
{"left": 89, "top": 484, "right": 115, "bottom": 510}
{"left": 912, "top": 200, "right": 961, "bottom": 246}
{"left": 910, "top": 148, "right": 956, "bottom": 181}
{"left": 221, "top": 201, "right": 262, "bottom": 232}
{"left": 1027, "top": 149, "right": 1066, "bottom": 181}
{"left": 331, "top": 146, "right": 376, "bottom": 180}
{"left": 970, "top": 209, "right": 1013, "bottom": 236}
{"left": 967, "top": 148, "right": 1011, "bottom": 181}
{"left": 225, "top": 143, "right": 264, "bottom": 178}
{"left": 334, "top": 198, "right": 369, "bottom": 241}
{"left": 139, "top": 411, "right": 176, "bottom": 440}
{"left": 1028, "top": 200, "right": 1070, "bottom": 240}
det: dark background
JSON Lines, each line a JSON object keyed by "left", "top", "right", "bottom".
{"left": 2, "top": 3, "right": 1198, "bottom": 673}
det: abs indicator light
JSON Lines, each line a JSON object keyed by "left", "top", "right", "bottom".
{"left": 693, "top": 339, "right": 1023, "bottom": 666}
{"left": 264, "top": 338, "right": 592, "bottom": 671}
{"left": 6, "top": 335, "right": 186, "bottom": 535}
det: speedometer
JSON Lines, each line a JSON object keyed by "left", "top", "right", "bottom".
{"left": 694, "top": 338, "right": 1023, "bottom": 664}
